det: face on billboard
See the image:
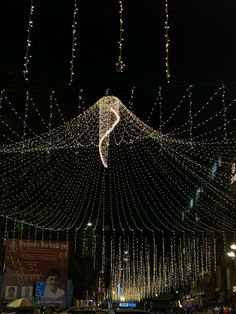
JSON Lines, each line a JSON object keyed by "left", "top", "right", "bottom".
{"left": 2, "top": 239, "right": 69, "bottom": 307}
{"left": 5, "top": 286, "right": 17, "bottom": 299}
{"left": 47, "top": 275, "right": 59, "bottom": 293}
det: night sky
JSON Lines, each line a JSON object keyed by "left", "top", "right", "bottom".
{"left": 0, "top": 0, "right": 236, "bottom": 117}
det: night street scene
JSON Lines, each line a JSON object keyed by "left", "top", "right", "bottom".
{"left": 1, "top": 1, "right": 236, "bottom": 314}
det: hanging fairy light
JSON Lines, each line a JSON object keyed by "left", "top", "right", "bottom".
{"left": 164, "top": 0, "right": 170, "bottom": 83}
{"left": 116, "top": 0, "right": 125, "bottom": 73}
{"left": 69, "top": 0, "right": 78, "bottom": 85}
{"left": 23, "top": 0, "right": 35, "bottom": 81}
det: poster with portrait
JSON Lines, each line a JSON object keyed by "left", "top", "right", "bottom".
{"left": 2, "top": 239, "right": 69, "bottom": 307}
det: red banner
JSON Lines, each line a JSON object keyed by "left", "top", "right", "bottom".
{"left": 2, "top": 239, "right": 69, "bottom": 307}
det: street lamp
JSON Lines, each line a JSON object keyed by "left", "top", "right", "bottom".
{"left": 227, "top": 244, "right": 236, "bottom": 269}
{"left": 230, "top": 244, "right": 236, "bottom": 250}
{"left": 228, "top": 252, "right": 236, "bottom": 258}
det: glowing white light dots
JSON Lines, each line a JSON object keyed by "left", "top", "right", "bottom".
{"left": 23, "top": 0, "right": 35, "bottom": 81}
{"left": 0, "top": 89, "right": 236, "bottom": 299}
{"left": 164, "top": 0, "right": 170, "bottom": 83}
{"left": 116, "top": 0, "right": 125, "bottom": 73}
{"left": 69, "top": 0, "right": 78, "bottom": 85}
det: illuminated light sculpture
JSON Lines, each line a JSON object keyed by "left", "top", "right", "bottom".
{"left": 98, "top": 96, "right": 121, "bottom": 168}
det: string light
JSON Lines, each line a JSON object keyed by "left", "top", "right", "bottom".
{"left": 0, "top": 89, "right": 235, "bottom": 300}
{"left": 69, "top": 0, "right": 78, "bottom": 85}
{"left": 222, "top": 84, "right": 228, "bottom": 141}
{"left": 129, "top": 87, "right": 135, "bottom": 112}
{"left": 189, "top": 85, "right": 193, "bottom": 146}
{"left": 116, "top": 0, "right": 125, "bottom": 73}
{"left": 164, "top": 0, "right": 170, "bottom": 83}
{"left": 23, "top": 0, "right": 35, "bottom": 81}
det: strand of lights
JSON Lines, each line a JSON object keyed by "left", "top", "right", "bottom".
{"left": 162, "top": 86, "right": 192, "bottom": 129}
{"left": 213, "top": 236, "right": 217, "bottom": 272}
{"left": 22, "top": 92, "right": 29, "bottom": 151}
{"left": 129, "top": 86, "right": 135, "bottom": 111}
{"left": 170, "top": 85, "right": 224, "bottom": 135}
{"left": 23, "top": 0, "right": 35, "bottom": 81}
{"left": 114, "top": 143, "right": 162, "bottom": 232}
{"left": 164, "top": 0, "right": 170, "bottom": 83}
{"left": 78, "top": 89, "right": 84, "bottom": 114}
{"left": 222, "top": 84, "right": 228, "bottom": 141}
{"left": 69, "top": 0, "right": 78, "bottom": 85}
{"left": 159, "top": 87, "right": 163, "bottom": 133}
{"left": 0, "top": 89, "right": 3, "bottom": 109}
{"left": 116, "top": 0, "right": 125, "bottom": 73}
{"left": 50, "top": 91, "right": 66, "bottom": 124}
{"left": 4, "top": 217, "right": 8, "bottom": 244}
{"left": 28, "top": 93, "right": 47, "bottom": 129}
{"left": 146, "top": 87, "right": 160, "bottom": 124}
{"left": 109, "top": 151, "right": 125, "bottom": 232}
{"left": 129, "top": 142, "right": 193, "bottom": 233}
{"left": 189, "top": 85, "right": 193, "bottom": 146}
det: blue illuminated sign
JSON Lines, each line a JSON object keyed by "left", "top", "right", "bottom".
{"left": 35, "top": 282, "right": 47, "bottom": 297}
{"left": 119, "top": 303, "right": 137, "bottom": 308}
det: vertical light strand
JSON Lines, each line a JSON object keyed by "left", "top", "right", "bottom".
{"left": 193, "top": 234, "right": 197, "bottom": 281}
{"left": 131, "top": 232, "right": 135, "bottom": 298}
{"left": 0, "top": 90, "right": 4, "bottom": 111}
{"left": 69, "top": 0, "right": 78, "bottom": 85}
{"left": 92, "top": 230, "right": 97, "bottom": 269}
{"left": 189, "top": 85, "right": 193, "bottom": 147}
{"left": 159, "top": 87, "right": 163, "bottom": 133}
{"left": 78, "top": 89, "right": 84, "bottom": 115}
{"left": 222, "top": 84, "right": 228, "bottom": 141}
{"left": 170, "top": 236, "right": 174, "bottom": 287}
{"left": 200, "top": 235, "right": 204, "bottom": 277}
{"left": 162, "top": 234, "right": 167, "bottom": 291}
{"left": 164, "top": 0, "right": 170, "bottom": 83}
{"left": 4, "top": 217, "right": 8, "bottom": 245}
{"left": 152, "top": 232, "right": 156, "bottom": 296}
{"left": 22, "top": 92, "right": 29, "bottom": 152}
{"left": 129, "top": 86, "right": 135, "bottom": 111}
{"left": 74, "top": 228, "right": 78, "bottom": 253}
{"left": 213, "top": 235, "right": 217, "bottom": 273}
{"left": 182, "top": 233, "right": 186, "bottom": 285}
{"left": 116, "top": 0, "right": 125, "bottom": 73}
{"left": 173, "top": 232, "right": 176, "bottom": 289}
{"left": 196, "top": 236, "right": 199, "bottom": 279}
{"left": 179, "top": 238, "right": 184, "bottom": 286}
{"left": 47, "top": 92, "right": 53, "bottom": 154}
{"left": 205, "top": 236, "right": 208, "bottom": 275}
{"left": 147, "top": 87, "right": 159, "bottom": 124}
{"left": 23, "top": 0, "right": 35, "bottom": 81}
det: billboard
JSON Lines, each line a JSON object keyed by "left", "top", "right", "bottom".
{"left": 2, "top": 239, "right": 69, "bottom": 307}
